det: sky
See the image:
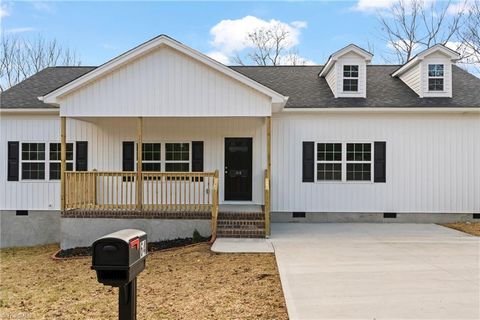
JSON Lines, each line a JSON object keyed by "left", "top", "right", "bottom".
{"left": 0, "top": 0, "right": 472, "bottom": 68}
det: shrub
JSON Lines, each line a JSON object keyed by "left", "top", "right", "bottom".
{"left": 192, "top": 229, "right": 203, "bottom": 243}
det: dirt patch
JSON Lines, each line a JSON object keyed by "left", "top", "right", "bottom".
{"left": 55, "top": 236, "right": 211, "bottom": 259}
{"left": 0, "top": 243, "right": 287, "bottom": 320}
{"left": 441, "top": 222, "right": 480, "bottom": 236}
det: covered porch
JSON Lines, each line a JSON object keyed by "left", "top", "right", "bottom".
{"left": 59, "top": 116, "right": 272, "bottom": 238}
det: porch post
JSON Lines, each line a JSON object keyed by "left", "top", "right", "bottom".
{"left": 136, "top": 117, "right": 143, "bottom": 210}
{"left": 265, "top": 116, "right": 272, "bottom": 236}
{"left": 60, "top": 116, "right": 66, "bottom": 211}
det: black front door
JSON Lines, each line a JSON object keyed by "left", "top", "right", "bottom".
{"left": 224, "top": 138, "right": 252, "bottom": 201}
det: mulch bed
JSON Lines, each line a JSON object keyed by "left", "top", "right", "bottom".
{"left": 55, "top": 236, "right": 211, "bottom": 259}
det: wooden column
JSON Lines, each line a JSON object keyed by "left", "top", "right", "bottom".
{"left": 265, "top": 116, "right": 272, "bottom": 236}
{"left": 60, "top": 117, "right": 66, "bottom": 211}
{"left": 136, "top": 117, "right": 143, "bottom": 210}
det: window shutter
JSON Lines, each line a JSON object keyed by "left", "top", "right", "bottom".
{"left": 75, "top": 141, "right": 88, "bottom": 171}
{"left": 122, "top": 141, "right": 135, "bottom": 171}
{"left": 302, "top": 141, "right": 314, "bottom": 182}
{"left": 7, "top": 141, "right": 19, "bottom": 181}
{"left": 374, "top": 141, "right": 386, "bottom": 183}
{"left": 191, "top": 141, "right": 204, "bottom": 172}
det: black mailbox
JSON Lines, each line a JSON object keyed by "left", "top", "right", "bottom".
{"left": 92, "top": 229, "right": 147, "bottom": 287}
{"left": 92, "top": 229, "right": 147, "bottom": 320}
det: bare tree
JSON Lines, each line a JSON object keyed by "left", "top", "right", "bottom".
{"left": 458, "top": 0, "right": 480, "bottom": 72}
{"left": 0, "top": 34, "right": 81, "bottom": 92}
{"left": 378, "top": 0, "right": 465, "bottom": 63}
{"left": 233, "top": 23, "right": 308, "bottom": 66}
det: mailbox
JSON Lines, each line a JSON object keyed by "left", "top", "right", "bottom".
{"left": 92, "top": 229, "right": 147, "bottom": 287}
{"left": 92, "top": 229, "right": 148, "bottom": 320}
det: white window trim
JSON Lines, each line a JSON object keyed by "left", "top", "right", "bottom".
{"left": 315, "top": 142, "right": 343, "bottom": 182}
{"left": 164, "top": 141, "right": 191, "bottom": 172}
{"left": 134, "top": 141, "right": 192, "bottom": 172}
{"left": 342, "top": 64, "right": 359, "bottom": 93}
{"left": 427, "top": 64, "right": 445, "bottom": 92}
{"left": 20, "top": 142, "right": 47, "bottom": 182}
{"left": 141, "top": 142, "right": 162, "bottom": 172}
{"left": 315, "top": 141, "right": 374, "bottom": 184}
{"left": 48, "top": 142, "right": 75, "bottom": 181}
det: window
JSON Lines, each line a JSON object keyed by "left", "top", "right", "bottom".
{"left": 142, "top": 143, "right": 161, "bottom": 172}
{"left": 316, "top": 143, "right": 342, "bottom": 181}
{"left": 343, "top": 65, "right": 359, "bottom": 92}
{"left": 165, "top": 143, "right": 190, "bottom": 172}
{"left": 21, "top": 143, "right": 45, "bottom": 180}
{"left": 49, "top": 143, "right": 74, "bottom": 180}
{"left": 428, "top": 64, "right": 444, "bottom": 91}
{"left": 346, "top": 143, "right": 371, "bottom": 181}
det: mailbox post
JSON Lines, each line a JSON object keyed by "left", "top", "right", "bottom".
{"left": 91, "top": 229, "right": 148, "bottom": 320}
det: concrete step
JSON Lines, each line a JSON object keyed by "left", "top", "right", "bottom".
{"left": 216, "top": 228, "right": 265, "bottom": 238}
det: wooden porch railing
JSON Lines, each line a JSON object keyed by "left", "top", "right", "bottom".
{"left": 64, "top": 171, "right": 219, "bottom": 213}
{"left": 264, "top": 169, "right": 271, "bottom": 236}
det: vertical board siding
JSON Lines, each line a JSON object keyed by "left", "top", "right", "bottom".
{"left": 61, "top": 46, "right": 271, "bottom": 117}
{"left": 1, "top": 115, "right": 266, "bottom": 210}
{"left": 272, "top": 113, "right": 480, "bottom": 213}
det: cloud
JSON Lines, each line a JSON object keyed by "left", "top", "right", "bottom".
{"left": 3, "top": 27, "right": 36, "bottom": 34}
{"left": 0, "top": 3, "right": 10, "bottom": 18}
{"left": 101, "top": 43, "right": 118, "bottom": 50}
{"left": 446, "top": 41, "right": 480, "bottom": 74}
{"left": 207, "top": 51, "right": 231, "bottom": 65}
{"left": 447, "top": 0, "right": 475, "bottom": 15}
{"left": 208, "top": 15, "right": 311, "bottom": 65}
{"left": 354, "top": 0, "right": 397, "bottom": 12}
{"left": 31, "top": 1, "right": 56, "bottom": 14}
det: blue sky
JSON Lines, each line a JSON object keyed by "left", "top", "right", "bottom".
{"left": 0, "top": 1, "right": 463, "bottom": 66}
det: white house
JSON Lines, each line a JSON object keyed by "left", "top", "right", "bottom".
{"left": 1, "top": 35, "right": 479, "bottom": 249}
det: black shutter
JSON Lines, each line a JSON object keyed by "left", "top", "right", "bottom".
{"left": 374, "top": 141, "right": 386, "bottom": 183}
{"left": 302, "top": 141, "right": 315, "bottom": 182}
{"left": 76, "top": 141, "right": 88, "bottom": 171}
{"left": 191, "top": 141, "right": 204, "bottom": 172}
{"left": 123, "top": 141, "right": 135, "bottom": 171}
{"left": 7, "top": 141, "right": 19, "bottom": 181}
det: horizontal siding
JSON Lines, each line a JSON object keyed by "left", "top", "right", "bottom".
{"left": 272, "top": 113, "right": 480, "bottom": 213}
{"left": 325, "top": 68, "right": 336, "bottom": 97}
{"left": 1, "top": 116, "right": 267, "bottom": 210}
{"left": 61, "top": 46, "right": 271, "bottom": 117}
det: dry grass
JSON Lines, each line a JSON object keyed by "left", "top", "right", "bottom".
{"left": 1, "top": 243, "right": 287, "bottom": 320}
{"left": 441, "top": 222, "right": 480, "bottom": 236}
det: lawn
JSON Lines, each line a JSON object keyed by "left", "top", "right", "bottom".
{"left": 0, "top": 243, "right": 287, "bottom": 320}
{"left": 441, "top": 222, "right": 480, "bottom": 236}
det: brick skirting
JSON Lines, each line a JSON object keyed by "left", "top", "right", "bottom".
{"left": 61, "top": 210, "right": 211, "bottom": 219}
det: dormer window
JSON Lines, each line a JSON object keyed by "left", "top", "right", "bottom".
{"left": 428, "top": 64, "right": 444, "bottom": 91}
{"left": 343, "top": 65, "right": 359, "bottom": 92}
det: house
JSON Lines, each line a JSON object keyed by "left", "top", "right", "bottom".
{"left": 1, "top": 35, "right": 479, "bottom": 249}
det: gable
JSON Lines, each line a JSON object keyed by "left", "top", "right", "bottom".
{"left": 58, "top": 46, "right": 272, "bottom": 117}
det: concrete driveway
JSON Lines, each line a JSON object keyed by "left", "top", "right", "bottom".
{"left": 270, "top": 223, "right": 480, "bottom": 320}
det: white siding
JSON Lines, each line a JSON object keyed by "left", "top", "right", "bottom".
{"left": 60, "top": 46, "right": 272, "bottom": 117}
{"left": 272, "top": 112, "right": 480, "bottom": 213}
{"left": 325, "top": 68, "right": 337, "bottom": 98}
{"left": 399, "top": 63, "right": 421, "bottom": 96}
{"left": 421, "top": 52, "right": 453, "bottom": 98}
{"left": 1, "top": 115, "right": 267, "bottom": 210}
{"left": 335, "top": 52, "right": 367, "bottom": 98}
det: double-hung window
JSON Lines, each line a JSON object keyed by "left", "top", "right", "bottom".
{"left": 49, "top": 143, "right": 74, "bottom": 180}
{"left": 21, "top": 143, "right": 45, "bottom": 180}
{"left": 428, "top": 64, "right": 444, "bottom": 91}
{"left": 142, "top": 143, "right": 161, "bottom": 172}
{"left": 165, "top": 143, "right": 190, "bottom": 172}
{"left": 316, "top": 143, "right": 342, "bottom": 181}
{"left": 346, "top": 143, "right": 372, "bottom": 181}
{"left": 343, "top": 65, "right": 359, "bottom": 92}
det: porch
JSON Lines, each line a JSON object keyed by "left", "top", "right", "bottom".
{"left": 59, "top": 117, "right": 272, "bottom": 239}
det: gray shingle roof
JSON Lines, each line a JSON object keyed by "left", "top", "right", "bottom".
{"left": 1, "top": 64, "right": 479, "bottom": 109}
{"left": 0, "top": 66, "right": 95, "bottom": 109}
{"left": 231, "top": 65, "right": 480, "bottom": 108}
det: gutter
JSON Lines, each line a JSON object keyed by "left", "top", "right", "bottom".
{"left": 280, "top": 107, "right": 480, "bottom": 114}
{"left": 0, "top": 108, "right": 59, "bottom": 115}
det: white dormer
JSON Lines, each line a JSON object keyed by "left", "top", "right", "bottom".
{"left": 391, "top": 44, "right": 460, "bottom": 98}
{"left": 319, "top": 44, "right": 373, "bottom": 98}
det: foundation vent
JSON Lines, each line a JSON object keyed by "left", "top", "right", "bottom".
{"left": 473, "top": 214, "right": 480, "bottom": 219}
{"left": 16, "top": 210, "right": 28, "bottom": 216}
{"left": 292, "top": 212, "right": 306, "bottom": 218}
{"left": 383, "top": 212, "right": 397, "bottom": 219}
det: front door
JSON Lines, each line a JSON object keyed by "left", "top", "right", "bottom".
{"left": 224, "top": 138, "right": 252, "bottom": 201}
